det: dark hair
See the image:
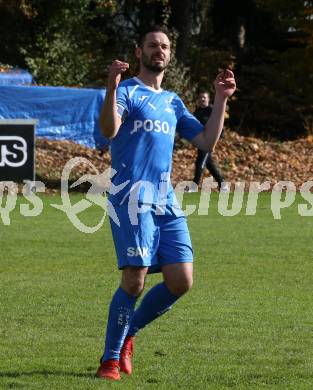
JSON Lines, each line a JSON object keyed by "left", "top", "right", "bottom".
{"left": 198, "top": 90, "right": 210, "bottom": 98}
{"left": 137, "top": 25, "right": 170, "bottom": 48}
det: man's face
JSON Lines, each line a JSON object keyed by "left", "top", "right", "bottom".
{"left": 198, "top": 93, "right": 210, "bottom": 108}
{"left": 137, "top": 32, "right": 171, "bottom": 73}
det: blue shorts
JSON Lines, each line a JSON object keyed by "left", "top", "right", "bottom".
{"left": 109, "top": 204, "right": 193, "bottom": 273}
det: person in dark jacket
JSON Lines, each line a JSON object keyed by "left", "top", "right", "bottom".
{"left": 191, "top": 90, "right": 229, "bottom": 192}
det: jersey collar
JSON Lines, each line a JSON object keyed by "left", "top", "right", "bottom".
{"left": 133, "top": 77, "right": 163, "bottom": 93}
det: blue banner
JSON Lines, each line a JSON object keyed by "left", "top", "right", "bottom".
{"left": 0, "top": 85, "right": 108, "bottom": 149}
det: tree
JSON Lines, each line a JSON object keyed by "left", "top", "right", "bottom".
{"left": 1, "top": 0, "right": 312, "bottom": 139}
{"left": 0, "top": 0, "right": 33, "bottom": 66}
{"left": 20, "top": 0, "right": 116, "bottom": 86}
{"left": 207, "top": 0, "right": 313, "bottom": 139}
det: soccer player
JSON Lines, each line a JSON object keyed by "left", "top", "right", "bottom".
{"left": 96, "top": 25, "right": 236, "bottom": 380}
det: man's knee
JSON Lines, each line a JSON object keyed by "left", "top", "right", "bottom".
{"left": 162, "top": 262, "right": 193, "bottom": 297}
{"left": 122, "top": 279, "right": 145, "bottom": 297}
{"left": 121, "top": 266, "right": 147, "bottom": 297}
{"left": 166, "top": 275, "right": 193, "bottom": 297}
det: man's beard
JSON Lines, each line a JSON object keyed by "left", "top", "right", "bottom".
{"left": 141, "top": 52, "right": 168, "bottom": 73}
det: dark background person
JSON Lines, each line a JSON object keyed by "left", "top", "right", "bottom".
{"left": 191, "top": 90, "right": 229, "bottom": 192}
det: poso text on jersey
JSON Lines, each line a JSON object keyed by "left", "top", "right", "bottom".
{"left": 131, "top": 119, "right": 175, "bottom": 135}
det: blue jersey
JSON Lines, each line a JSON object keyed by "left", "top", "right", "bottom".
{"left": 108, "top": 77, "right": 203, "bottom": 206}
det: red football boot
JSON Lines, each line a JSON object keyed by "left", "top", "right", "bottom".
{"left": 96, "top": 359, "right": 121, "bottom": 380}
{"left": 119, "top": 336, "right": 135, "bottom": 375}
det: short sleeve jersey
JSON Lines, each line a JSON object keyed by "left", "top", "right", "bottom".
{"left": 109, "top": 77, "right": 203, "bottom": 205}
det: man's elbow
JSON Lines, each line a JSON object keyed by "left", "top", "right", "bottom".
{"left": 99, "top": 121, "right": 119, "bottom": 139}
{"left": 203, "top": 144, "right": 214, "bottom": 153}
{"left": 197, "top": 142, "right": 211, "bottom": 153}
{"left": 100, "top": 126, "right": 117, "bottom": 139}
{"left": 201, "top": 133, "right": 215, "bottom": 152}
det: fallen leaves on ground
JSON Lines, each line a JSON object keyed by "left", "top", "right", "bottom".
{"left": 36, "top": 130, "right": 313, "bottom": 191}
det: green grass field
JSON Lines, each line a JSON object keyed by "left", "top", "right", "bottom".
{"left": 1, "top": 192, "right": 313, "bottom": 389}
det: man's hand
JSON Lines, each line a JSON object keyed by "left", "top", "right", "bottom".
{"left": 192, "top": 69, "right": 236, "bottom": 152}
{"left": 214, "top": 69, "right": 236, "bottom": 99}
{"left": 100, "top": 59, "right": 129, "bottom": 138}
{"left": 107, "top": 60, "right": 129, "bottom": 91}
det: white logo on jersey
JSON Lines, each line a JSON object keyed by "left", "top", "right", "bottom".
{"left": 130, "top": 120, "right": 174, "bottom": 135}
{"left": 127, "top": 247, "right": 149, "bottom": 257}
{"left": 164, "top": 97, "right": 174, "bottom": 113}
{"left": 148, "top": 102, "right": 156, "bottom": 110}
{"left": 138, "top": 95, "right": 148, "bottom": 102}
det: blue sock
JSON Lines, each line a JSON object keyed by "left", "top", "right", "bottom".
{"left": 102, "top": 287, "right": 137, "bottom": 361}
{"left": 127, "top": 282, "right": 179, "bottom": 337}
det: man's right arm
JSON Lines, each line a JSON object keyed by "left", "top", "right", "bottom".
{"left": 99, "top": 60, "right": 129, "bottom": 139}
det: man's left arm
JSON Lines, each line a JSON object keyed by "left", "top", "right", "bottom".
{"left": 192, "top": 70, "right": 236, "bottom": 152}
